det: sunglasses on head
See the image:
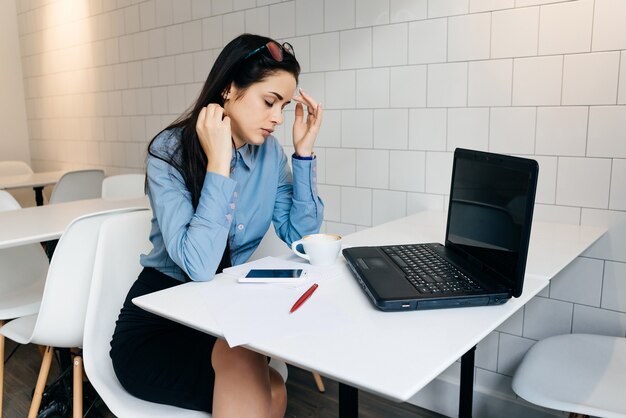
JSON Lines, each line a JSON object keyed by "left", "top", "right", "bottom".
{"left": 244, "top": 41, "right": 295, "bottom": 62}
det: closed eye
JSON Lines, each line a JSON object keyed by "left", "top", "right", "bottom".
{"left": 264, "top": 100, "right": 274, "bottom": 107}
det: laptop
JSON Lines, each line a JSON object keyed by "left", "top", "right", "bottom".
{"left": 342, "top": 148, "right": 539, "bottom": 312}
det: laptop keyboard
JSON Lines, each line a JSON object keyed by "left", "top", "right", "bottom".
{"left": 382, "top": 245, "right": 483, "bottom": 294}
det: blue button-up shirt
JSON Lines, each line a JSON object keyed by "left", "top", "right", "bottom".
{"left": 141, "top": 128, "right": 324, "bottom": 282}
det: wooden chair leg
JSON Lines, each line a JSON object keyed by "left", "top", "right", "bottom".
{"left": 28, "top": 346, "right": 53, "bottom": 418}
{"left": 312, "top": 372, "right": 325, "bottom": 393}
{"left": 0, "top": 321, "right": 4, "bottom": 418}
{"left": 72, "top": 355, "right": 83, "bottom": 418}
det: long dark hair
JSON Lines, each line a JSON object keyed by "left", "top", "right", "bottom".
{"left": 147, "top": 33, "right": 301, "bottom": 208}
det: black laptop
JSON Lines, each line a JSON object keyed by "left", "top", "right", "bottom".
{"left": 342, "top": 148, "right": 539, "bottom": 311}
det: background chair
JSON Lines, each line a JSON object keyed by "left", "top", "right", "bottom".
{"left": 101, "top": 174, "right": 145, "bottom": 199}
{"left": 0, "top": 207, "right": 144, "bottom": 418}
{"left": 45, "top": 169, "right": 106, "bottom": 257}
{"left": 48, "top": 169, "right": 105, "bottom": 204}
{"left": 0, "top": 160, "right": 35, "bottom": 207}
{"left": 0, "top": 161, "right": 32, "bottom": 176}
{"left": 512, "top": 333, "right": 626, "bottom": 418}
{"left": 0, "top": 190, "right": 49, "bottom": 418}
{"left": 0, "top": 190, "right": 22, "bottom": 210}
{"left": 83, "top": 211, "right": 288, "bottom": 417}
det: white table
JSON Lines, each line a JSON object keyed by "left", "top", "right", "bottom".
{"left": 0, "top": 196, "right": 150, "bottom": 249}
{"left": 133, "top": 211, "right": 606, "bottom": 418}
{"left": 0, "top": 170, "right": 66, "bottom": 206}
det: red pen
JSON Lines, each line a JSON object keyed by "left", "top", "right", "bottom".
{"left": 290, "top": 283, "right": 319, "bottom": 314}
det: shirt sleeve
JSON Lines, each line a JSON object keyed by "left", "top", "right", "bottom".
{"left": 147, "top": 155, "right": 237, "bottom": 281}
{"left": 272, "top": 150, "right": 324, "bottom": 245}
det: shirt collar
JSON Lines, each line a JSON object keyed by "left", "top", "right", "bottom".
{"left": 233, "top": 143, "right": 256, "bottom": 170}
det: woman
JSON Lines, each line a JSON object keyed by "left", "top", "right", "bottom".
{"left": 110, "top": 33, "right": 324, "bottom": 417}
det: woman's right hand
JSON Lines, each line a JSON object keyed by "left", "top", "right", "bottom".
{"left": 196, "top": 104, "right": 232, "bottom": 177}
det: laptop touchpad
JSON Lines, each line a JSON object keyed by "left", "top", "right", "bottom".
{"left": 359, "top": 257, "right": 418, "bottom": 298}
{"left": 363, "top": 257, "right": 387, "bottom": 269}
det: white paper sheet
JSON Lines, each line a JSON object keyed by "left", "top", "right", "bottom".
{"left": 200, "top": 257, "right": 353, "bottom": 347}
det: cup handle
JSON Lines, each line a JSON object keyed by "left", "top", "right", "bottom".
{"left": 291, "top": 240, "right": 309, "bottom": 261}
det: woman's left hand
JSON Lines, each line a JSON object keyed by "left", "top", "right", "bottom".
{"left": 292, "top": 88, "right": 323, "bottom": 157}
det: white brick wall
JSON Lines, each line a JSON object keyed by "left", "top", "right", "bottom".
{"left": 12, "top": 0, "right": 626, "bottom": 414}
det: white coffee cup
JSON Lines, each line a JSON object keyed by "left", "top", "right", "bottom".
{"left": 291, "top": 233, "right": 342, "bottom": 266}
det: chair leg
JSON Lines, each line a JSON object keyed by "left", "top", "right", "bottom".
{"left": 37, "top": 345, "right": 47, "bottom": 358}
{"left": 0, "top": 321, "right": 4, "bottom": 418}
{"left": 28, "top": 346, "right": 53, "bottom": 418}
{"left": 312, "top": 372, "right": 325, "bottom": 393}
{"left": 72, "top": 355, "right": 83, "bottom": 418}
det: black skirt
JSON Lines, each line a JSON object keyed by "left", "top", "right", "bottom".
{"left": 110, "top": 249, "right": 231, "bottom": 413}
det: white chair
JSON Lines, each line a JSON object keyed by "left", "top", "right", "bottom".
{"left": 0, "top": 190, "right": 22, "bottom": 211}
{"left": 0, "top": 161, "right": 35, "bottom": 207}
{"left": 101, "top": 174, "right": 146, "bottom": 199}
{"left": 512, "top": 333, "right": 626, "bottom": 418}
{"left": 0, "top": 161, "right": 32, "bottom": 176}
{"left": 0, "top": 207, "right": 145, "bottom": 418}
{"left": 248, "top": 226, "right": 292, "bottom": 261}
{"left": 0, "top": 190, "right": 49, "bottom": 418}
{"left": 49, "top": 169, "right": 105, "bottom": 204}
{"left": 83, "top": 211, "right": 288, "bottom": 417}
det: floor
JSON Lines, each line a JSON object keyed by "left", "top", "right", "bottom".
{"left": 3, "top": 339, "right": 445, "bottom": 417}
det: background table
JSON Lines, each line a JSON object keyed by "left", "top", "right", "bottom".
{"left": 0, "top": 170, "right": 66, "bottom": 206}
{"left": 133, "top": 211, "right": 606, "bottom": 418}
{"left": 0, "top": 196, "right": 149, "bottom": 249}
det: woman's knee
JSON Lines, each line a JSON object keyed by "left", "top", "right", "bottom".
{"left": 212, "top": 339, "right": 268, "bottom": 375}
{"left": 269, "top": 367, "right": 287, "bottom": 417}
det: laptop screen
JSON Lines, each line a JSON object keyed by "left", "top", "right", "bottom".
{"left": 445, "top": 149, "right": 538, "bottom": 295}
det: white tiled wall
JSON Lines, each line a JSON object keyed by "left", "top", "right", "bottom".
{"left": 13, "top": 0, "right": 626, "bottom": 413}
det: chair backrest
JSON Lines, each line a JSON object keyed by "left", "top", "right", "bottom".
{"left": 49, "top": 169, "right": 105, "bottom": 204}
{"left": 29, "top": 207, "right": 146, "bottom": 348}
{"left": 0, "top": 190, "right": 49, "bottom": 318}
{"left": 101, "top": 174, "right": 146, "bottom": 199}
{"left": 0, "top": 161, "right": 33, "bottom": 176}
{"left": 248, "top": 226, "right": 291, "bottom": 261}
{"left": 83, "top": 211, "right": 208, "bottom": 417}
{"left": 0, "top": 190, "right": 21, "bottom": 211}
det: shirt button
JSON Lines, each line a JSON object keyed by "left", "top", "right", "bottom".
{"left": 226, "top": 214, "right": 232, "bottom": 221}
{"left": 312, "top": 167, "right": 317, "bottom": 172}
{"left": 237, "top": 224, "right": 244, "bottom": 230}
{"left": 230, "top": 203, "right": 235, "bottom": 209}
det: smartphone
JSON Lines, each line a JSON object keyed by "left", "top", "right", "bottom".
{"left": 238, "top": 268, "right": 305, "bottom": 283}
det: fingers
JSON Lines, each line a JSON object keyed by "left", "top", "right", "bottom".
{"left": 294, "top": 102, "right": 304, "bottom": 124}
{"left": 196, "top": 104, "right": 232, "bottom": 176}
{"left": 206, "top": 103, "right": 224, "bottom": 122}
{"left": 196, "top": 103, "right": 230, "bottom": 141}
{"left": 312, "top": 103, "right": 323, "bottom": 129}
{"left": 196, "top": 106, "right": 207, "bottom": 130}
{"left": 293, "top": 88, "right": 319, "bottom": 119}
{"left": 292, "top": 88, "right": 323, "bottom": 147}
{"left": 198, "top": 104, "right": 226, "bottom": 128}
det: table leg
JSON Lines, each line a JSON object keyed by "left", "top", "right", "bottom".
{"left": 459, "top": 345, "right": 476, "bottom": 418}
{"left": 33, "top": 186, "right": 44, "bottom": 206}
{"left": 338, "top": 382, "right": 358, "bottom": 418}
